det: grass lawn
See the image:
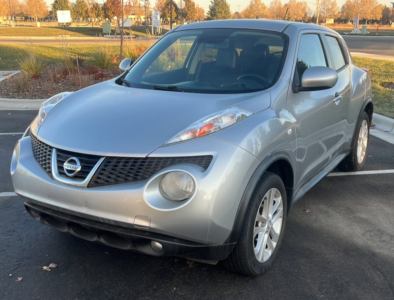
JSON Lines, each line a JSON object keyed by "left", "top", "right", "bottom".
{"left": 353, "top": 57, "right": 394, "bottom": 118}
{"left": 0, "top": 43, "right": 121, "bottom": 69}
{"left": 0, "top": 26, "right": 167, "bottom": 37}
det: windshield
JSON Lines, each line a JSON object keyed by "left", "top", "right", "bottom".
{"left": 123, "top": 28, "right": 288, "bottom": 94}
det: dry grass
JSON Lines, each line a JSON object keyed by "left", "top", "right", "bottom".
{"left": 12, "top": 74, "right": 31, "bottom": 93}
{"left": 19, "top": 52, "right": 46, "bottom": 75}
{"left": 92, "top": 48, "right": 114, "bottom": 69}
{"left": 124, "top": 43, "right": 151, "bottom": 61}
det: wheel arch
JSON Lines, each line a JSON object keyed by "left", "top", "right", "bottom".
{"left": 350, "top": 100, "right": 373, "bottom": 150}
{"left": 224, "top": 152, "right": 294, "bottom": 244}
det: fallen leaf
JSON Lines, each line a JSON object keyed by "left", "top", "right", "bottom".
{"left": 48, "top": 263, "right": 57, "bottom": 269}
{"left": 16, "top": 277, "right": 23, "bottom": 282}
{"left": 186, "top": 260, "right": 195, "bottom": 267}
{"left": 303, "top": 209, "right": 311, "bottom": 213}
{"left": 9, "top": 274, "right": 12, "bottom": 277}
{"left": 42, "top": 266, "right": 51, "bottom": 272}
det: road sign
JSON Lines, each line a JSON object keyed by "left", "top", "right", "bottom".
{"left": 152, "top": 11, "right": 160, "bottom": 26}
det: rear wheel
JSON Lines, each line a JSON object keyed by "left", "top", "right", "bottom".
{"left": 339, "top": 111, "right": 370, "bottom": 171}
{"left": 223, "top": 172, "right": 287, "bottom": 276}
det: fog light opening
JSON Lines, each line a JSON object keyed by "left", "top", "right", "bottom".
{"left": 159, "top": 171, "right": 195, "bottom": 201}
{"left": 151, "top": 241, "right": 163, "bottom": 253}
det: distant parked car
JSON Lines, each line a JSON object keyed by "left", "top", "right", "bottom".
{"left": 11, "top": 20, "right": 372, "bottom": 276}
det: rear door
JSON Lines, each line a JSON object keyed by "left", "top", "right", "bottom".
{"left": 322, "top": 34, "right": 352, "bottom": 153}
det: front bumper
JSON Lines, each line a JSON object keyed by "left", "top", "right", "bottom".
{"left": 11, "top": 135, "right": 260, "bottom": 248}
{"left": 24, "top": 200, "right": 235, "bottom": 261}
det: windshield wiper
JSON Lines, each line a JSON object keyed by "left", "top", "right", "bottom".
{"left": 122, "top": 78, "right": 132, "bottom": 87}
{"left": 153, "top": 85, "right": 183, "bottom": 92}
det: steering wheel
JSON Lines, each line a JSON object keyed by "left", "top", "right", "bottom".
{"left": 237, "top": 74, "right": 270, "bottom": 86}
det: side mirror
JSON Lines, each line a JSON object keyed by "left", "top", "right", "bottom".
{"left": 300, "top": 66, "right": 338, "bottom": 91}
{"left": 119, "top": 58, "right": 133, "bottom": 71}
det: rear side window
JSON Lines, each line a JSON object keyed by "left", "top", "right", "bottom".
{"left": 326, "top": 36, "right": 346, "bottom": 71}
{"left": 296, "top": 34, "right": 327, "bottom": 78}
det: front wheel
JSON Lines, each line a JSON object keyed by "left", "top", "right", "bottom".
{"left": 223, "top": 172, "right": 287, "bottom": 276}
{"left": 339, "top": 111, "right": 370, "bottom": 171}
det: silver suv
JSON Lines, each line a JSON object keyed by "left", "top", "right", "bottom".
{"left": 11, "top": 20, "right": 372, "bottom": 276}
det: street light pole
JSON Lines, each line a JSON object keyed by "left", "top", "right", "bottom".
{"left": 316, "top": 0, "right": 320, "bottom": 24}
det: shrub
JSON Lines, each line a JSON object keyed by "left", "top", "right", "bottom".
{"left": 12, "top": 74, "right": 31, "bottom": 93}
{"left": 62, "top": 56, "right": 75, "bottom": 71}
{"left": 72, "top": 56, "right": 85, "bottom": 67}
{"left": 123, "top": 44, "right": 150, "bottom": 62}
{"left": 19, "top": 52, "right": 45, "bottom": 75}
{"left": 94, "top": 72, "right": 108, "bottom": 80}
{"left": 92, "top": 48, "right": 113, "bottom": 69}
{"left": 82, "top": 66, "right": 99, "bottom": 75}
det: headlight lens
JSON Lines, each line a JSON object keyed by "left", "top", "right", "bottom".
{"left": 165, "top": 107, "right": 252, "bottom": 145}
{"left": 159, "top": 171, "right": 195, "bottom": 201}
{"left": 38, "top": 92, "right": 73, "bottom": 129}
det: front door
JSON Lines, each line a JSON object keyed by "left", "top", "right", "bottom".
{"left": 288, "top": 33, "right": 344, "bottom": 190}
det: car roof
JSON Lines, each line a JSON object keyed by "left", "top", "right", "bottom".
{"left": 174, "top": 19, "right": 337, "bottom": 35}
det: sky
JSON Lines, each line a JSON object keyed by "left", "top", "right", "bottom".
{"left": 198, "top": 0, "right": 394, "bottom": 14}
{"left": 43, "top": 0, "right": 394, "bottom": 15}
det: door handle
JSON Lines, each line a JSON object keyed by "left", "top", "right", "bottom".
{"left": 333, "top": 92, "right": 342, "bottom": 103}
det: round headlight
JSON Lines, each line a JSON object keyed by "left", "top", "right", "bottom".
{"left": 159, "top": 171, "right": 195, "bottom": 201}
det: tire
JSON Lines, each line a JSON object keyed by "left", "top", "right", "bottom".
{"left": 223, "top": 172, "right": 287, "bottom": 276}
{"left": 339, "top": 111, "right": 370, "bottom": 172}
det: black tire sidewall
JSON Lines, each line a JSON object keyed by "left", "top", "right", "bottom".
{"left": 352, "top": 111, "right": 370, "bottom": 171}
{"left": 244, "top": 172, "right": 287, "bottom": 276}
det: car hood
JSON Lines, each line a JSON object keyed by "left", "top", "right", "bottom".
{"left": 37, "top": 81, "right": 271, "bottom": 156}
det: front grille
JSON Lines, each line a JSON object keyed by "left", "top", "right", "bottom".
{"left": 30, "top": 134, "right": 213, "bottom": 187}
{"left": 30, "top": 133, "right": 53, "bottom": 175}
{"left": 56, "top": 149, "right": 101, "bottom": 180}
{"left": 88, "top": 156, "right": 213, "bottom": 187}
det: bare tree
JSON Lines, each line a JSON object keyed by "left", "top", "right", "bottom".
{"left": 319, "top": 0, "right": 339, "bottom": 22}
{"left": 22, "top": 0, "right": 48, "bottom": 22}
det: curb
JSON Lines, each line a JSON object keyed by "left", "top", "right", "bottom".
{"left": 373, "top": 113, "right": 394, "bottom": 133}
{"left": 0, "top": 71, "right": 20, "bottom": 83}
{"left": 0, "top": 98, "right": 46, "bottom": 110}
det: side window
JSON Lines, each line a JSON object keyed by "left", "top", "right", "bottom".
{"left": 326, "top": 36, "right": 346, "bottom": 71}
{"left": 296, "top": 34, "right": 327, "bottom": 79}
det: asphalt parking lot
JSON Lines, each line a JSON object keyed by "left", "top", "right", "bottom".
{"left": 1, "top": 110, "right": 393, "bottom": 300}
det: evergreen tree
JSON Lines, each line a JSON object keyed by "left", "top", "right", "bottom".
{"left": 207, "top": 0, "right": 231, "bottom": 20}
{"left": 52, "top": 0, "right": 72, "bottom": 16}
{"left": 73, "top": 0, "right": 88, "bottom": 19}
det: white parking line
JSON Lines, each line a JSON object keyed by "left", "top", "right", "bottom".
{"left": 0, "top": 192, "right": 17, "bottom": 197}
{"left": 0, "top": 132, "right": 23, "bottom": 135}
{"left": 328, "top": 169, "right": 394, "bottom": 177}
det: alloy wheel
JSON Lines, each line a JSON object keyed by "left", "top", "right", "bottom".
{"left": 357, "top": 120, "right": 368, "bottom": 164}
{"left": 253, "top": 188, "right": 283, "bottom": 263}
